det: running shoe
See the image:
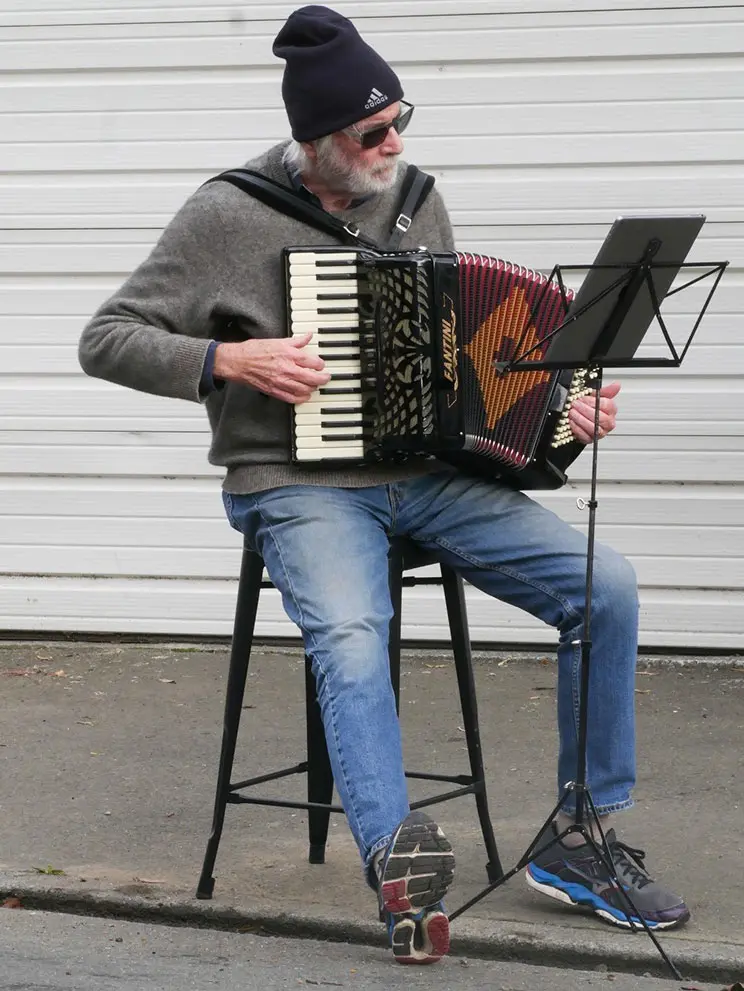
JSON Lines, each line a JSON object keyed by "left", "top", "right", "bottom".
{"left": 377, "top": 810, "right": 455, "bottom": 963}
{"left": 525, "top": 821, "right": 690, "bottom": 930}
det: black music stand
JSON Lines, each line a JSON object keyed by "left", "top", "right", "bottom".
{"left": 449, "top": 214, "right": 728, "bottom": 982}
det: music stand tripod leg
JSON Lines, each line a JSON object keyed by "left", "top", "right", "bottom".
{"left": 450, "top": 366, "right": 683, "bottom": 983}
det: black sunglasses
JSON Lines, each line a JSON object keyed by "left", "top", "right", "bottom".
{"left": 345, "top": 101, "right": 415, "bottom": 150}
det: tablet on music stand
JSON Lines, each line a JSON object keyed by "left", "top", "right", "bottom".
{"left": 543, "top": 213, "right": 705, "bottom": 365}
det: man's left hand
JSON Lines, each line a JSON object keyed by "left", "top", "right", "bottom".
{"left": 568, "top": 381, "right": 621, "bottom": 445}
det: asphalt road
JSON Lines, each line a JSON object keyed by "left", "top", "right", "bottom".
{"left": 0, "top": 909, "right": 721, "bottom": 991}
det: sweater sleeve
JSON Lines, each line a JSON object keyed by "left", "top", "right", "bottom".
{"left": 78, "top": 184, "right": 229, "bottom": 403}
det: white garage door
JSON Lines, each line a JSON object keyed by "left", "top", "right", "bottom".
{"left": 1, "top": 0, "right": 742, "bottom": 648}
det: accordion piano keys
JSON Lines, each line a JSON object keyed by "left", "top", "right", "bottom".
{"left": 293, "top": 383, "right": 369, "bottom": 461}
{"left": 287, "top": 248, "right": 375, "bottom": 462}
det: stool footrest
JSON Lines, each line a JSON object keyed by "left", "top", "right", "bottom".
{"left": 228, "top": 794, "right": 345, "bottom": 813}
{"left": 405, "top": 770, "right": 473, "bottom": 785}
{"left": 410, "top": 785, "right": 478, "bottom": 808}
{"left": 230, "top": 762, "right": 308, "bottom": 791}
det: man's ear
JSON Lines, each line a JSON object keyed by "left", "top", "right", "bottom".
{"left": 301, "top": 140, "right": 318, "bottom": 164}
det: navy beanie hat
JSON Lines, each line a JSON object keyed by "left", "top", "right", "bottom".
{"left": 273, "top": 5, "right": 404, "bottom": 142}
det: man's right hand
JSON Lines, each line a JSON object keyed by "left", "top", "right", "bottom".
{"left": 213, "top": 332, "right": 331, "bottom": 404}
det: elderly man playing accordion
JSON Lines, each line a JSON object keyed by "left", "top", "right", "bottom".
{"left": 79, "top": 4, "right": 689, "bottom": 965}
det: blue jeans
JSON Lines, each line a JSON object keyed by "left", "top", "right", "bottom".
{"left": 223, "top": 471, "right": 639, "bottom": 873}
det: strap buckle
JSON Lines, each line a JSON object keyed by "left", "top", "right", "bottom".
{"left": 343, "top": 222, "right": 361, "bottom": 239}
{"left": 395, "top": 213, "right": 412, "bottom": 233}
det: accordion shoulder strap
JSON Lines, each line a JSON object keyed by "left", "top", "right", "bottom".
{"left": 203, "top": 168, "right": 381, "bottom": 249}
{"left": 385, "top": 164, "right": 436, "bottom": 250}
{"left": 204, "top": 164, "right": 435, "bottom": 252}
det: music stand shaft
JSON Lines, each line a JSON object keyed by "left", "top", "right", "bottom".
{"left": 572, "top": 365, "right": 601, "bottom": 827}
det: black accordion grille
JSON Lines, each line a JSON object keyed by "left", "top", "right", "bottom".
{"left": 456, "top": 252, "right": 573, "bottom": 468}
{"left": 366, "top": 257, "right": 436, "bottom": 441}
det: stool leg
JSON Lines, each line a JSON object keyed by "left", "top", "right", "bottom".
{"left": 197, "top": 549, "right": 264, "bottom": 899}
{"left": 441, "top": 564, "right": 504, "bottom": 882}
{"left": 304, "top": 659, "right": 335, "bottom": 864}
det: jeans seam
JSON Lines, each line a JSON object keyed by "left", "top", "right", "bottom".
{"left": 571, "top": 634, "right": 582, "bottom": 747}
{"left": 387, "top": 483, "right": 399, "bottom": 532}
{"left": 254, "top": 504, "right": 366, "bottom": 853}
{"left": 430, "top": 536, "right": 583, "bottom": 627}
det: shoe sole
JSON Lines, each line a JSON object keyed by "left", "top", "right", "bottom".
{"left": 525, "top": 865, "right": 691, "bottom": 931}
{"left": 380, "top": 811, "right": 455, "bottom": 915}
{"left": 391, "top": 910, "right": 450, "bottom": 965}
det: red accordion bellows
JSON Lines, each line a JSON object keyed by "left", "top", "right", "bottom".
{"left": 456, "top": 253, "right": 573, "bottom": 468}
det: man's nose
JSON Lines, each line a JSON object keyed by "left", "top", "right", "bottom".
{"left": 381, "top": 125, "right": 403, "bottom": 156}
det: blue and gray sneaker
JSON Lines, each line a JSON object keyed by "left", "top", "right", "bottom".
{"left": 377, "top": 810, "right": 455, "bottom": 964}
{"left": 525, "top": 821, "right": 690, "bottom": 930}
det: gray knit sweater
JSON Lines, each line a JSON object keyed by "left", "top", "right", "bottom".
{"left": 79, "top": 142, "right": 457, "bottom": 494}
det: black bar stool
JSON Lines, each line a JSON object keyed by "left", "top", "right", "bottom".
{"left": 197, "top": 536, "right": 503, "bottom": 899}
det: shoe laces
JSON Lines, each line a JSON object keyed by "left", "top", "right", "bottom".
{"left": 609, "top": 839, "right": 653, "bottom": 889}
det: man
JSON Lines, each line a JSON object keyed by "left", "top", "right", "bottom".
{"left": 78, "top": 4, "right": 689, "bottom": 965}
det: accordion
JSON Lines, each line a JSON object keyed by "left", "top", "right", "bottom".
{"left": 284, "top": 246, "right": 594, "bottom": 489}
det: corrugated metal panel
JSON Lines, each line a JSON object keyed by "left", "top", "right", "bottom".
{"left": 0, "top": 1, "right": 742, "bottom": 646}
{"left": 0, "top": 577, "right": 741, "bottom": 649}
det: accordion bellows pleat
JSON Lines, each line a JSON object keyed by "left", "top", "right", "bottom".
{"left": 457, "top": 252, "right": 571, "bottom": 467}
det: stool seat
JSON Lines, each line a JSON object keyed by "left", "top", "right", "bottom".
{"left": 396, "top": 537, "right": 439, "bottom": 572}
{"left": 196, "top": 535, "right": 503, "bottom": 900}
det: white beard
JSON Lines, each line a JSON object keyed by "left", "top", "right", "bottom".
{"left": 313, "top": 140, "right": 400, "bottom": 196}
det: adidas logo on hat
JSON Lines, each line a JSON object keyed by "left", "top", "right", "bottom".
{"left": 364, "top": 87, "right": 388, "bottom": 110}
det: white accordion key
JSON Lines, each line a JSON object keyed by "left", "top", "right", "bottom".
{"left": 294, "top": 442, "right": 366, "bottom": 461}
{"left": 299, "top": 393, "right": 363, "bottom": 407}
{"left": 290, "top": 300, "right": 359, "bottom": 315}
{"left": 289, "top": 279, "right": 359, "bottom": 296}
{"left": 291, "top": 314, "right": 364, "bottom": 325}
{"left": 287, "top": 251, "right": 360, "bottom": 265}
{"left": 294, "top": 421, "right": 364, "bottom": 434}
{"left": 291, "top": 321, "right": 365, "bottom": 337}
{"left": 296, "top": 418, "right": 361, "bottom": 434}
